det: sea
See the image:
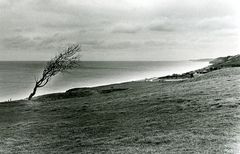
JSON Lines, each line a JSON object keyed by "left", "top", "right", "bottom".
{"left": 0, "top": 61, "right": 209, "bottom": 102}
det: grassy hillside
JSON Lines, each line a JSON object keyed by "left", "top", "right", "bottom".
{"left": 1, "top": 67, "right": 240, "bottom": 153}
{"left": 160, "top": 54, "right": 240, "bottom": 80}
{"left": 210, "top": 54, "right": 240, "bottom": 68}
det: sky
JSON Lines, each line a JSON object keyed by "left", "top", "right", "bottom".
{"left": 0, "top": 0, "right": 240, "bottom": 61}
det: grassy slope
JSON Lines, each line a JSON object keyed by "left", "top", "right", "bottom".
{"left": 1, "top": 68, "right": 240, "bottom": 153}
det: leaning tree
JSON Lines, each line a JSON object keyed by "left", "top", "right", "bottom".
{"left": 28, "top": 44, "right": 81, "bottom": 100}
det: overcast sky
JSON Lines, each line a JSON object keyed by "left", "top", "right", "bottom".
{"left": 0, "top": 0, "right": 239, "bottom": 61}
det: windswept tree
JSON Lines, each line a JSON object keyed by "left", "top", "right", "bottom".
{"left": 28, "top": 44, "right": 81, "bottom": 100}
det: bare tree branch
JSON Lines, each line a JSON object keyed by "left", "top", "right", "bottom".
{"left": 28, "top": 44, "right": 81, "bottom": 100}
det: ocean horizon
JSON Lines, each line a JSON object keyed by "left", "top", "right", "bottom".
{"left": 0, "top": 61, "right": 209, "bottom": 102}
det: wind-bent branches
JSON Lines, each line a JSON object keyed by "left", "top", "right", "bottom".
{"left": 28, "top": 44, "right": 81, "bottom": 100}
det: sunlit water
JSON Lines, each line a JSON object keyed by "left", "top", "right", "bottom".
{"left": 0, "top": 61, "right": 209, "bottom": 101}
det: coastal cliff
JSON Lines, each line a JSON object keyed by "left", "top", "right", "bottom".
{"left": 1, "top": 55, "right": 240, "bottom": 153}
{"left": 159, "top": 54, "right": 240, "bottom": 80}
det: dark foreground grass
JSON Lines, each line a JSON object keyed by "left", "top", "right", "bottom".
{"left": 1, "top": 68, "right": 240, "bottom": 153}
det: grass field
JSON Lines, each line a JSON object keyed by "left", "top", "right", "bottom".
{"left": 1, "top": 68, "right": 240, "bottom": 153}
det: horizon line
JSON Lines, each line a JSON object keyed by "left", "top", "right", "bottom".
{"left": 0, "top": 59, "right": 213, "bottom": 62}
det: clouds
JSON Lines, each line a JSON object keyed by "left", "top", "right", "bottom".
{"left": 1, "top": 35, "right": 34, "bottom": 50}
{"left": 111, "top": 23, "right": 142, "bottom": 34}
{"left": 0, "top": 0, "right": 239, "bottom": 60}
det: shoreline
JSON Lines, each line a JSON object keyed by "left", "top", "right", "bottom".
{"left": 2, "top": 67, "right": 240, "bottom": 152}
{"left": 2, "top": 55, "right": 240, "bottom": 152}
{"left": 27, "top": 54, "right": 240, "bottom": 101}
{"left": 36, "top": 61, "right": 210, "bottom": 99}
{"left": 1, "top": 61, "right": 210, "bottom": 103}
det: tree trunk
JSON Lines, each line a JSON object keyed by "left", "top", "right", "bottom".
{"left": 28, "top": 84, "right": 38, "bottom": 100}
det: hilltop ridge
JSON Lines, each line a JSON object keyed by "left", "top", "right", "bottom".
{"left": 159, "top": 54, "right": 240, "bottom": 80}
